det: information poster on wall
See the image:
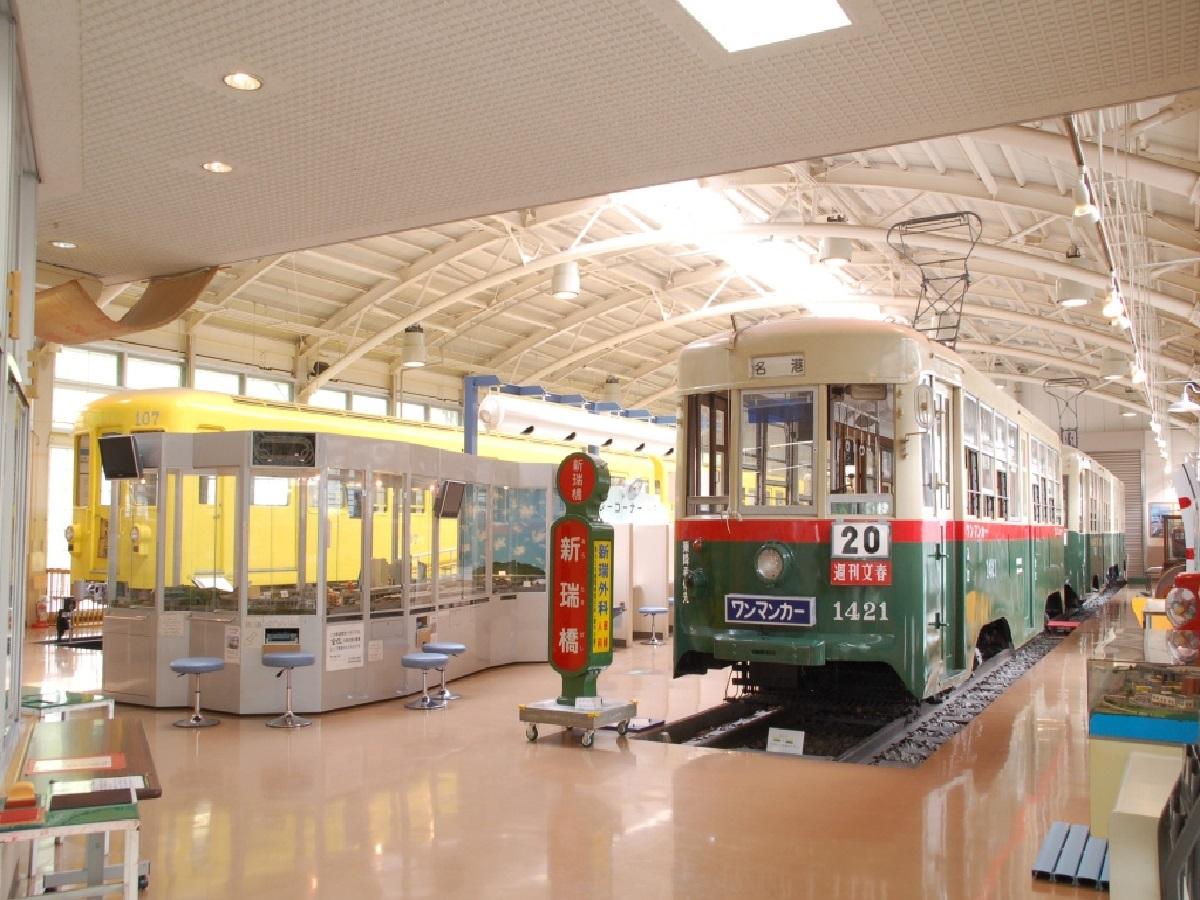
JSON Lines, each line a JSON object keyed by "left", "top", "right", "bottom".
{"left": 367, "top": 639, "right": 383, "bottom": 663}
{"left": 327, "top": 622, "right": 365, "bottom": 671}
{"left": 224, "top": 625, "right": 241, "bottom": 664}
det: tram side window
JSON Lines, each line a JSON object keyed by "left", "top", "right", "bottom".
{"left": 1008, "top": 423, "right": 1020, "bottom": 520}
{"left": 686, "top": 392, "right": 730, "bottom": 514}
{"left": 74, "top": 435, "right": 89, "bottom": 507}
{"left": 740, "top": 390, "right": 814, "bottom": 511}
{"left": 963, "top": 395, "right": 980, "bottom": 517}
{"left": 1048, "top": 449, "right": 1060, "bottom": 524}
{"left": 993, "top": 415, "right": 1009, "bottom": 519}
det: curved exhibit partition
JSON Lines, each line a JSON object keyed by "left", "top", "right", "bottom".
{"left": 100, "top": 430, "right": 554, "bottom": 714}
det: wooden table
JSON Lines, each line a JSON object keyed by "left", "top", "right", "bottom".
{"left": 5, "top": 718, "right": 160, "bottom": 896}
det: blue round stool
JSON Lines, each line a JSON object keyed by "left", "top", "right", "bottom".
{"left": 422, "top": 641, "right": 467, "bottom": 701}
{"left": 639, "top": 606, "right": 669, "bottom": 645}
{"left": 402, "top": 652, "right": 450, "bottom": 710}
{"left": 169, "top": 657, "right": 225, "bottom": 728}
{"left": 262, "top": 651, "right": 315, "bottom": 728}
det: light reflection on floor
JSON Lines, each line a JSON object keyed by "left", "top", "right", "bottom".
{"left": 21, "top": 619, "right": 1102, "bottom": 899}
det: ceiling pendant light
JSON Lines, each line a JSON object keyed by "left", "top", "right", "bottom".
{"left": 1057, "top": 246, "right": 1092, "bottom": 308}
{"left": 1055, "top": 278, "right": 1092, "bottom": 308}
{"left": 401, "top": 324, "right": 427, "bottom": 368}
{"left": 1115, "top": 313, "right": 1132, "bottom": 330}
{"left": 1073, "top": 172, "right": 1099, "bottom": 222}
{"left": 551, "top": 261, "right": 580, "bottom": 300}
{"left": 603, "top": 376, "right": 621, "bottom": 405}
{"left": 1098, "top": 347, "right": 1125, "bottom": 381}
{"left": 1130, "top": 362, "right": 1147, "bottom": 385}
{"left": 818, "top": 236, "right": 852, "bottom": 267}
{"left": 1101, "top": 288, "right": 1124, "bottom": 319}
{"left": 1150, "top": 419, "right": 1162, "bottom": 434}
{"left": 1168, "top": 383, "right": 1200, "bottom": 414}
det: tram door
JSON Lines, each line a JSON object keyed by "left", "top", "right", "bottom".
{"left": 922, "top": 379, "right": 958, "bottom": 681}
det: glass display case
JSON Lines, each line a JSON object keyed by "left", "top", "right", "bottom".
{"left": 101, "top": 430, "right": 555, "bottom": 713}
{"left": 1088, "top": 617, "right": 1200, "bottom": 745}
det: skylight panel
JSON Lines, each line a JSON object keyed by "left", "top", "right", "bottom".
{"left": 676, "top": 0, "right": 851, "bottom": 52}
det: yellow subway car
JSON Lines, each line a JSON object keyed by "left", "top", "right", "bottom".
{"left": 67, "top": 388, "right": 674, "bottom": 604}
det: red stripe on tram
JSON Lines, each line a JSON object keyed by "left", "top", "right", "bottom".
{"left": 676, "top": 518, "right": 1065, "bottom": 544}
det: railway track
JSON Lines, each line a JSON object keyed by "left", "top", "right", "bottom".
{"left": 639, "top": 585, "right": 1118, "bottom": 765}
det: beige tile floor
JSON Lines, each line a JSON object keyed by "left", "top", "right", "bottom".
{"left": 21, "top": 616, "right": 1105, "bottom": 899}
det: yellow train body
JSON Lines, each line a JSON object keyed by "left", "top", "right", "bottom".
{"left": 68, "top": 389, "right": 674, "bottom": 601}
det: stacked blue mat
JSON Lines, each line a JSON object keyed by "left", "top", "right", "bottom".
{"left": 1033, "top": 822, "right": 1110, "bottom": 890}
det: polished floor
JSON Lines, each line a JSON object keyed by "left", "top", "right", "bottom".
{"left": 21, "top": 611, "right": 1111, "bottom": 899}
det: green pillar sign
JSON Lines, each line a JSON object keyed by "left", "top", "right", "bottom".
{"left": 549, "top": 452, "right": 615, "bottom": 704}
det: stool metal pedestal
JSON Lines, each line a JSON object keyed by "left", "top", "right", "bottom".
{"left": 403, "top": 652, "right": 450, "bottom": 710}
{"left": 263, "top": 652, "right": 315, "bottom": 728}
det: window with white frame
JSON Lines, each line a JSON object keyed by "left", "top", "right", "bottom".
{"left": 195, "top": 368, "right": 240, "bottom": 395}
{"left": 308, "top": 388, "right": 347, "bottom": 410}
{"left": 125, "top": 356, "right": 182, "bottom": 389}
{"left": 245, "top": 377, "right": 292, "bottom": 402}
{"left": 56, "top": 348, "right": 118, "bottom": 386}
{"left": 350, "top": 393, "right": 388, "bottom": 415}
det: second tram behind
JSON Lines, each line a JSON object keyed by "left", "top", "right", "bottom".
{"left": 673, "top": 318, "right": 1123, "bottom": 700}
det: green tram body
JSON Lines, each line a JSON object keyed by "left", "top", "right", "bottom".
{"left": 672, "top": 319, "right": 1124, "bottom": 700}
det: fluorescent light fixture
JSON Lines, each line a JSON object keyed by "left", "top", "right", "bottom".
{"left": 1120, "top": 410, "right": 1136, "bottom": 417}
{"left": 676, "top": 0, "right": 851, "bottom": 52}
{"left": 50, "top": 240, "right": 77, "bottom": 250}
{"left": 202, "top": 161, "right": 233, "bottom": 174}
{"left": 223, "top": 72, "right": 262, "bottom": 91}
{"left": 400, "top": 324, "right": 426, "bottom": 368}
{"left": 551, "top": 261, "right": 580, "bottom": 300}
{"left": 1055, "top": 278, "right": 1091, "bottom": 307}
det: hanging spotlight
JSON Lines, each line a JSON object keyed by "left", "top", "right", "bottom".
{"left": 1057, "top": 247, "right": 1092, "bottom": 308}
{"left": 1169, "top": 383, "right": 1200, "bottom": 414}
{"left": 551, "top": 261, "right": 581, "bottom": 300}
{"left": 1098, "top": 348, "right": 1125, "bottom": 381}
{"left": 1101, "top": 288, "right": 1124, "bottom": 319}
{"left": 818, "top": 236, "right": 852, "bottom": 267}
{"left": 1116, "top": 313, "right": 1132, "bottom": 331}
{"left": 603, "top": 376, "right": 621, "bottom": 405}
{"left": 400, "top": 324, "right": 427, "bottom": 368}
{"left": 1073, "top": 172, "right": 1099, "bottom": 222}
{"left": 1055, "top": 278, "right": 1092, "bottom": 308}
{"left": 1131, "top": 362, "right": 1147, "bottom": 385}
{"left": 1151, "top": 419, "right": 1162, "bottom": 434}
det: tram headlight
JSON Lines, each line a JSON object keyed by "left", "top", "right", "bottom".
{"left": 1166, "top": 587, "right": 1198, "bottom": 628}
{"left": 63, "top": 526, "right": 74, "bottom": 543}
{"left": 755, "top": 545, "right": 786, "bottom": 584}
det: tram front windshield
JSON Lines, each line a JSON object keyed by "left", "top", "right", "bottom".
{"left": 688, "top": 383, "right": 894, "bottom": 516}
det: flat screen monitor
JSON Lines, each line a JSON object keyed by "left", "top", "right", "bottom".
{"left": 434, "top": 480, "right": 465, "bottom": 519}
{"left": 98, "top": 434, "right": 142, "bottom": 479}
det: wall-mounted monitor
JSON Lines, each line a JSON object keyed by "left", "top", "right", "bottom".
{"left": 434, "top": 480, "right": 465, "bottom": 519}
{"left": 98, "top": 434, "right": 142, "bottom": 479}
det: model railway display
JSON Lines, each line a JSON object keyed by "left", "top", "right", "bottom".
{"left": 672, "top": 318, "right": 1124, "bottom": 702}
